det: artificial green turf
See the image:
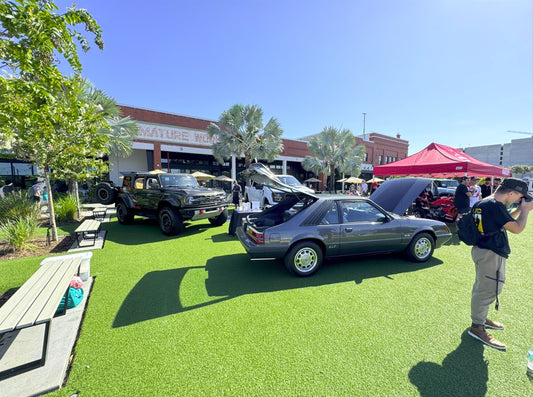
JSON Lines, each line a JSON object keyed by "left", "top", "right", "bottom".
{"left": 1, "top": 216, "right": 532, "bottom": 396}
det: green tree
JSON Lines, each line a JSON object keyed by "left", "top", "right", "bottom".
{"left": 9, "top": 77, "right": 109, "bottom": 240}
{"left": 207, "top": 104, "right": 284, "bottom": 181}
{"left": 0, "top": 0, "right": 104, "bottom": 240}
{"left": 302, "top": 126, "right": 364, "bottom": 191}
{"left": 60, "top": 77, "right": 138, "bottom": 211}
{"left": 511, "top": 165, "right": 528, "bottom": 176}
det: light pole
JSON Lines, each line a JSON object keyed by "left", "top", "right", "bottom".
{"left": 362, "top": 112, "right": 366, "bottom": 140}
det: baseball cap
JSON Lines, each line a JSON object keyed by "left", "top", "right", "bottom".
{"left": 500, "top": 178, "right": 533, "bottom": 200}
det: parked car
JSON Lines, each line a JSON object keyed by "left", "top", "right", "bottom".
{"left": 236, "top": 164, "right": 452, "bottom": 277}
{"left": 433, "top": 179, "right": 459, "bottom": 196}
{"left": 95, "top": 171, "right": 228, "bottom": 235}
{"left": 244, "top": 174, "right": 314, "bottom": 208}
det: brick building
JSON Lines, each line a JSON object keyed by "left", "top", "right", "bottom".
{"left": 109, "top": 106, "right": 409, "bottom": 188}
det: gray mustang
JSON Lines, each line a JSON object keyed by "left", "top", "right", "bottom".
{"left": 236, "top": 164, "right": 452, "bottom": 277}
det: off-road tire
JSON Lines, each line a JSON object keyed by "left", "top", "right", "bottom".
{"left": 95, "top": 183, "right": 116, "bottom": 205}
{"left": 116, "top": 201, "right": 134, "bottom": 224}
{"left": 208, "top": 209, "right": 228, "bottom": 226}
{"left": 158, "top": 206, "right": 184, "bottom": 236}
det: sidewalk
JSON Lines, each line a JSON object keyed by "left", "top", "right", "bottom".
{"left": 0, "top": 277, "right": 94, "bottom": 397}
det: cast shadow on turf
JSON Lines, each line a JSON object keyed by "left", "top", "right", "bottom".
{"left": 112, "top": 254, "right": 442, "bottom": 328}
{"left": 409, "top": 330, "right": 488, "bottom": 397}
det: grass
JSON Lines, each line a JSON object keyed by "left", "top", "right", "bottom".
{"left": 1, "top": 215, "right": 532, "bottom": 396}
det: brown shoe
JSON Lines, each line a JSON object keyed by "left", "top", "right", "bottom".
{"left": 484, "top": 318, "right": 505, "bottom": 330}
{"left": 468, "top": 325, "right": 506, "bottom": 350}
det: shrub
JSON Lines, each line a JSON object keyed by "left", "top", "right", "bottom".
{"left": 0, "top": 216, "right": 39, "bottom": 252}
{"left": 0, "top": 191, "right": 41, "bottom": 222}
{"left": 54, "top": 194, "right": 78, "bottom": 222}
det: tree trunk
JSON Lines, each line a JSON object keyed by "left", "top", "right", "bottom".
{"left": 329, "top": 163, "right": 336, "bottom": 192}
{"left": 68, "top": 178, "right": 81, "bottom": 219}
{"left": 44, "top": 168, "right": 58, "bottom": 242}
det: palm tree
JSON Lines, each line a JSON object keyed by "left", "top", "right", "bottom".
{"left": 302, "top": 126, "right": 364, "bottom": 191}
{"left": 207, "top": 104, "right": 283, "bottom": 180}
{"left": 68, "top": 77, "right": 138, "bottom": 209}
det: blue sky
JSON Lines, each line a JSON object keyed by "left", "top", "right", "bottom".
{"left": 61, "top": 0, "right": 532, "bottom": 155}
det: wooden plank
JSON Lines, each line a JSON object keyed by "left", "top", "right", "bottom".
{"left": 18, "top": 257, "right": 81, "bottom": 328}
{"left": 15, "top": 258, "right": 74, "bottom": 329}
{"left": 75, "top": 219, "right": 100, "bottom": 233}
{"left": 0, "top": 260, "right": 65, "bottom": 333}
{"left": 36, "top": 257, "right": 82, "bottom": 324}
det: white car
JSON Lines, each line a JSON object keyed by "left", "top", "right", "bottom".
{"left": 245, "top": 174, "right": 314, "bottom": 208}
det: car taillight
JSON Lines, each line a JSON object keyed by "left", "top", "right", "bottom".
{"left": 247, "top": 227, "right": 264, "bottom": 244}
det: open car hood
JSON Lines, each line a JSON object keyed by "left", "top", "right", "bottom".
{"left": 370, "top": 177, "right": 434, "bottom": 215}
{"left": 246, "top": 163, "right": 318, "bottom": 199}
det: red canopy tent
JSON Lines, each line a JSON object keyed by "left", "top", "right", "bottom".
{"left": 373, "top": 142, "right": 511, "bottom": 178}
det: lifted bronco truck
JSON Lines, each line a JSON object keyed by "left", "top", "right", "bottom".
{"left": 95, "top": 172, "right": 228, "bottom": 235}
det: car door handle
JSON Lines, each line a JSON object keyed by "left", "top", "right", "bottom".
{"left": 345, "top": 227, "right": 353, "bottom": 232}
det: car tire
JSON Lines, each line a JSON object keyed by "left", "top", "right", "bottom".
{"left": 405, "top": 232, "right": 434, "bottom": 262}
{"left": 158, "top": 206, "right": 184, "bottom": 236}
{"left": 208, "top": 209, "right": 228, "bottom": 226}
{"left": 263, "top": 199, "right": 269, "bottom": 208}
{"left": 95, "top": 183, "right": 116, "bottom": 205}
{"left": 284, "top": 241, "right": 323, "bottom": 277}
{"left": 116, "top": 201, "right": 134, "bottom": 224}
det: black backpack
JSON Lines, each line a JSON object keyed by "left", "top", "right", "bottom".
{"left": 457, "top": 204, "right": 499, "bottom": 246}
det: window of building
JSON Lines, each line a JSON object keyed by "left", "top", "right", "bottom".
{"left": 378, "top": 155, "right": 382, "bottom": 165}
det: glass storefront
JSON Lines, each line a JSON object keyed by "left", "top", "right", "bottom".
{"left": 0, "top": 159, "right": 37, "bottom": 187}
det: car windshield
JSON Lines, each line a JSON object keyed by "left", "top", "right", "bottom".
{"left": 277, "top": 176, "right": 303, "bottom": 187}
{"left": 438, "top": 180, "right": 458, "bottom": 188}
{"left": 159, "top": 174, "right": 200, "bottom": 188}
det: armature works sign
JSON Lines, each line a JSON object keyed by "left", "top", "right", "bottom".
{"left": 137, "top": 122, "right": 217, "bottom": 147}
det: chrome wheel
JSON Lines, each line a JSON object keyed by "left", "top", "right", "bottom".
{"left": 294, "top": 247, "right": 318, "bottom": 272}
{"left": 405, "top": 232, "right": 434, "bottom": 262}
{"left": 284, "top": 241, "right": 323, "bottom": 277}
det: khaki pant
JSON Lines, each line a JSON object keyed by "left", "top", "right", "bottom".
{"left": 470, "top": 246, "right": 506, "bottom": 325}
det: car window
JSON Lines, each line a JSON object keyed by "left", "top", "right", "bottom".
{"left": 134, "top": 177, "right": 144, "bottom": 189}
{"left": 145, "top": 178, "right": 159, "bottom": 189}
{"left": 320, "top": 201, "right": 340, "bottom": 225}
{"left": 340, "top": 200, "right": 387, "bottom": 223}
{"left": 122, "top": 176, "right": 132, "bottom": 191}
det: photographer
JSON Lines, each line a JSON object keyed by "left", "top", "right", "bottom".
{"left": 467, "top": 178, "right": 533, "bottom": 350}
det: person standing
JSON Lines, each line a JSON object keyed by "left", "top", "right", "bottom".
{"left": 0, "top": 179, "right": 14, "bottom": 197}
{"left": 480, "top": 178, "right": 492, "bottom": 198}
{"left": 467, "top": 178, "right": 533, "bottom": 350}
{"left": 492, "top": 178, "right": 501, "bottom": 193}
{"left": 232, "top": 180, "right": 241, "bottom": 207}
{"left": 454, "top": 176, "right": 472, "bottom": 216}
{"left": 469, "top": 177, "right": 481, "bottom": 207}
{"left": 32, "top": 180, "right": 43, "bottom": 203}
{"left": 361, "top": 182, "right": 368, "bottom": 196}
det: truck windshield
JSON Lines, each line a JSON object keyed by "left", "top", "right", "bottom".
{"left": 160, "top": 174, "right": 200, "bottom": 188}
{"left": 277, "top": 176, "right": 303, "bottom": 187}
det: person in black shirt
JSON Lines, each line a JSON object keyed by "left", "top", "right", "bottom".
{"left": 453, "top": 176, "right": 472, "bottom": 215}
{"left": 467, "top": 178, "right": 533, "bottom": 350}
{"left": 232, "top": 180, "right": 241, "bottom": 207}
{"left": 480, "top": 178, "right": 492, "bottom": 198}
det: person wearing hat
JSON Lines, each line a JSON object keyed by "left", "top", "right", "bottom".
{"left": 454, "top": 176, "right": 472, "bottom": 216}
{"left": 480, "top": 178, "right": 493, "bottom": 198}
{"left": 467, "top": 177, "right": 533, "bottom": 350}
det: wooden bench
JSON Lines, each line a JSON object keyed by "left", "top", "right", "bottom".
{"left": 74, "top": 219, "right": 101, "bottom": 247}
{"left": 0, "top": 252, "right": 92, "bottom": 380}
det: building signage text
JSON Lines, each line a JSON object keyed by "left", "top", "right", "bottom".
{"left": 137, "top": 122, "right": 217, "bottom": 147}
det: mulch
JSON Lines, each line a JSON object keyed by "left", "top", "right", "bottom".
{"left": 0, "top": 234, "right": 76, "bottom": 261}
